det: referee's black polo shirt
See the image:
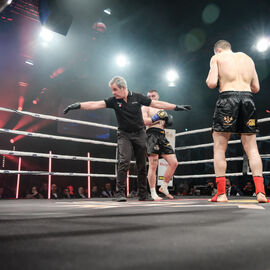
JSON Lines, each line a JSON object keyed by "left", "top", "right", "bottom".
{"left": 104, "top": 91, "right": 152, "bottom": 133}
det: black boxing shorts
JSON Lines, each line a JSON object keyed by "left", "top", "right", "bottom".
{"left": 146, "top": 127, "right": 175, "bottom": 157}
{"left": 212, "top": 91, "right": 258, "bottom": 134}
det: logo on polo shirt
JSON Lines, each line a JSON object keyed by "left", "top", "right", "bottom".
{"left": 117, "top": 102, "right": 122, "bottom": 108}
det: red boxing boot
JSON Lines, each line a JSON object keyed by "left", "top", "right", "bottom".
{"left": 211, "top": 177, "right": 226, "bottom": 202}
{"left": 253, "top": 176, "right": 269, "bottom": 203}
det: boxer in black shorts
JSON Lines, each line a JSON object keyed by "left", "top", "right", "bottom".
{"left": 213, "top": 91, "right": 257, "bottom": 134}
{"left": 206, "top": 40, "right": 269, "bottom": 203}
{"left": 142, "top": 90, "right": 191, "bottom": 200}
{"left": 146, "top": 128, "right": 175, "bottom": 157}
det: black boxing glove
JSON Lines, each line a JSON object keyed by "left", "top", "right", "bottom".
{"left": 174, "top": 105, "right": 192, "bottom": 111}
{"left": 63, "top": 102, "right": 81, "bottom": 114}
{"left": 152, "top": 110, "right": 168, "bottom": 122}
{"left": 164, "top": 114, "right": 173, "bottom": 128}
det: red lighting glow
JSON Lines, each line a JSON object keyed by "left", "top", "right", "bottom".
{"left": 10, "top": 139, "right": 14, "bottom": 144}
{"left": 11, "top": 120, "right": 51, "bottom": 143}
{"left": 18, "top": 96, "right": 24, "bottom": 110}
{"left": 18, "top": 81, "right": 28, "bottom": 87}
{"left": 50, "top": 67, "right": 65, "bottom": 79}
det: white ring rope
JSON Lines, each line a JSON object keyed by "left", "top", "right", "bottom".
{"left": 0, "top": 149, "right": 136, "bottom": 164}
{"left": 178, "top": 154, "right": 270, "bottom": 165}
{"left": 175, "top": 117, "right": 270, "bottom": 137}
{"left": 0, "top": 128, "right": 117, "bottom": 147}
{"left": 0, "top": 107, "right": 118, "bottom": 130}
{"left": 174, "top": 171, "right": 270, "bottom": 179}
{"left": 0, "top": 107, "right": 269, "bottom": 182}
{"left": 176, "top": 127, "right": 211, "bottom": 137}
{"left": 0, "top": 170, "right": 138, "bottom": 178}
{"left": 0, "top": 150, "right": 118, "bottom": 163}
{"left": 176, "top": 135, "right": 270, "bottom": 151}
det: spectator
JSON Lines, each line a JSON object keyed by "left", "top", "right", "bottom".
{"left": 101, "top": 183, "right": 115, "bottom": 198}
{"left": 76, "top": 186, "right": 86, "bottom": 199}
{"left": 62, "top": 187, "right": 74, "bottom": 199}
{"left": 67, "top": 185, "right": 75, "bottom": 197}
{"left": 51, "top": 184, "right": 60, "bottom": 199}
{"left": 206, "top": 180, "right": 217, "bottom": 196}
{"left": 226, "top": 178, "right": 241, "bottom": 196}
{"left": 25, "top": 186, "right": 43, "bottom": 199}
{"left": 39, "top": 181, "right": 48, "bottom": 198}
{"left": 91, "top": 185, "right": 100, "bottom": 198}
{"left": 242, "top": 181, "right": 256, "bottom": 196}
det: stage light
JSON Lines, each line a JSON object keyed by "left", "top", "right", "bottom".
{"left": 40, "top": 27, "right": 53, "bottom": 42}
{"left": 166, "top": 69, "right": 179, "bottom": 87}
{"left": 116, "top": 55, "right": 128, "bottom": 67}
{"left": 25, "top": 60, "right": 34, "bottom": 66}
{"left": 10, "top": 139, "right": 14, "bottom": 144}
{"left": 256, "top": 38, "right": 269, "bottom": 53}
{"left": 104, "top": 8, "right": 111, "bottom": 15}
{"left": 7, "top": 0, "right": 12, "bottom": 4}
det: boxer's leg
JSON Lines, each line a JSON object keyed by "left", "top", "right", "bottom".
{"left": 148, "top": 154, "right": 162, "bottom": 200}
{"left": 241, "top": 134, "right": 269, "bottom": 203}
{"left": 159, "top": 154, "right": 178, "bottom": 199}
{"left": 211, "top": 131, "right": 229, "bottom": 202}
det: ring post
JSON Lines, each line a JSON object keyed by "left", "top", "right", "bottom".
{"left": 87, "top": 152, "right": 91, "bottom": 198}
{"left": 126, "top": 170, "right": 129, "bottom": 197}
{"left": 48, "top": 151, "right": 52, "bottom": 199}
{"left": 15, "top": 157, "right": 22, "bottom": 199}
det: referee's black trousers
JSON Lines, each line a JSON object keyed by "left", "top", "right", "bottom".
{"left": 117, "top": 129, "right": 148, "bottom": 198}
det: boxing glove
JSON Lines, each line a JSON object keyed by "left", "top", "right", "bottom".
{"left": 174, "top": 105, "right": 192, "bottom": 111}
{"left": 63, "top": 102, "right": 81, "bottom": 114}
{"left": 152, "top": 110, "right": 168, "bottom": 122}
{"left": 164, "top": 114, "right": 173, "bottom": 128}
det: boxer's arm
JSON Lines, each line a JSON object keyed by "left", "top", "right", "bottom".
{"left": 150, "top": 100, "right": 191, "bottom": 111}
{"left": 250, "top": 64, "right": 260, "bottom": 93}
{"left": 141, "top": 106, "right": 153, "bottom": 125}
{"left": 80, "top": 100, "right": 106, "bottom": 110}
{"left": 149, "top": 100, "right": 176, "bottom": 110}
{"left": 206, "top": 55, "right": 218, "bottom": 89}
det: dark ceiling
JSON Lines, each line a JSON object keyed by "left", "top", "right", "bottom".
{"left": 0, "top": 0, "right": 270, "bottom": 139}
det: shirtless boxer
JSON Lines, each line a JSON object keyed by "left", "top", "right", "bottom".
{"left": 142, "top": 90, "right": 190, "bottom": 200}
{"left": 206, "top": 40, "right": 269, "bottom": 203}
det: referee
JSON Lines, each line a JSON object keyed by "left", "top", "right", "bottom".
{"left": 64, "top": 76, "right": 191, "bottom": 201}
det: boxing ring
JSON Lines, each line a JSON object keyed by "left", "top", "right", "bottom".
{"left": 1, "top": 107, "right": 270, "bottom": 270}
{"left": 0, "top": 106, "right": 270, "bottom": 199}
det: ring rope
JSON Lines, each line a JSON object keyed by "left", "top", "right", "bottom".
{"left": 175, "top": 117, "right": 270, "bottom": 137}
{"left": 0, "top": 170, "right": 138, "bottom": 178}
{"left": 178, "top": 154, "right": 270, "bottom": 165}
{"left": 174, "top": 171, "right": 270, "bottom": 179}
{"left": 0, "top": 107, "right": 118, "bottom": 130}
{"left": 176, "top": 127, "right": 211, "bottom": 137}
{"left": 0, "top": 149, "right": 136, "bottom": 164}
{"left": 0, "top": 149, "right": 118, "bottom": 163}
{"left": 175, "top": 135, "right": 270, "bottom": 151}
{"left": 0, "top": 128, "right": 117, "bottom": 147}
